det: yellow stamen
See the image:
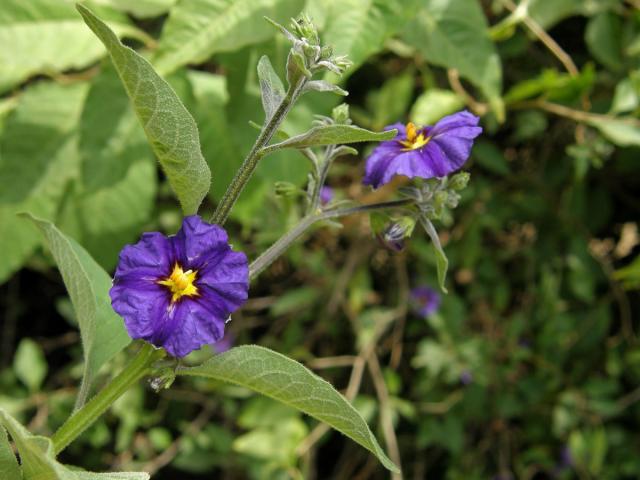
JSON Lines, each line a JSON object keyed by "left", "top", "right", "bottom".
{"left": 399, "top": 122, "right": 431, "bottom": 151}
{"left": 158, "top": 263, "right": 199, "bottom": 303}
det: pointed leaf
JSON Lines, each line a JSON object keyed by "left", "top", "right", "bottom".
{"left": 153, "top": 0, "right": 305, "bottom": 74}
{"left": 21, "top": 214, "right": 130, "bottom": 408}
{"left": 257, "top": 56, "right": 286, "bottom": 122}
{"left": 0, "top": 426, "right": 20, "bottom": 480}
{"left": 0, "top": 408, "right": 148, "bottom": 480}
{"left": 264, "top": 125, "right": 397, "bottom": 152}
{"left": 178, "top": 345, "right": 400, "bottom": 473}
{"left": 420, "top": 217, "right": 449, "bottom": 293}
{"left": 77, "top": 4, "right": 210, "bottom": 215}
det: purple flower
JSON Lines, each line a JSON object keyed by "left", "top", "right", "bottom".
{"left": 363, "top": 111, "right": 482, "bottom": 189}
{"left": 460, "top": 370, "right": 473, "bottom": 385}
{"left": 319, "top": 186, "right": 334, "bottom": 205}
{"left": 109, "top": 216, "right": 249, "bottom": 358}
{"left": 410, "top": 286, "right": 441, "bottom": 317}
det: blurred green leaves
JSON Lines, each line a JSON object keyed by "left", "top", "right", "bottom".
{"left": 0, "top": 0, "right": 147, "bottom": 94}
{"left": 403, "top": 0, "right": 503, "bottom": 118}
{"left": 153, "top": 0, "right": 305, "bottom": 75}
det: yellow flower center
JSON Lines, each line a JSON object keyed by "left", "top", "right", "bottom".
{"left": 158, "top": 263, "right": 199, "bottom": 303}
{"left": 399, "top": 122, "right": 430, "bottom": 151}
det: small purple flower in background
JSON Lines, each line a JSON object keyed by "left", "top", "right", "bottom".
{"left": 363, "top": 110, "right": 483, "bottom": 189}
{"left": 460, "top": 370, "right": 473, "bottom": 385}
{"left": 410, "top": 286, "right": 441, "bottom": 317}
{"left": 110, "top": 216, "right": 249, "bottom": 358}
{"left": 319, "top": 186, "right": 334, "bottom": 205}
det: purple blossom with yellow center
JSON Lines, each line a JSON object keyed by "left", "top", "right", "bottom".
{"left": 410, "top": 286, "right": 441, "bottom": 317}
{"left": 363, "top": 111, "right": 482, "bottom": 189}
{"left": 109, "top": 216, "right": 249, "bottom": 358}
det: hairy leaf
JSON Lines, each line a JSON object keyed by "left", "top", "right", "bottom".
{"left": 22, "top": 215, "right": 130, "bottom": 408}
{"left": 265, "top": 125, "right": 397, "bottom": 152}
{"left": 257, "top": 55, "right": 286, "bottom": 123}
{"left": 0, "top": 408, "right": 149, "bottom": 480}
{"left": 0, "top": 426, "right": 20, "bottom": 480}
{"left": 178, "top": 345, "right": 400, "bottom": 472}
{"left": 421, "top": 217, "right": 449, "bottom": 293}
{"left": 153, "top": 0, "right": 305, "bottom": 74}
{"left": 77, "top": 4, "right": 210, "bottom": 215}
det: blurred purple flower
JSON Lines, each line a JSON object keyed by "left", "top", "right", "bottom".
{"left": 410, "top": 286, "right": 441, "bottom": 317}
{"left": 320, "top": 186, "right": 334, "bottom": 205}
{"left": 460, "top": 370, "right": 473, "bottom": 385}
{"left": 363, "top": 111, "right": 482, "bottom": 189}
{"left": 110, "top": 216, "right": 249, "bottom": 358}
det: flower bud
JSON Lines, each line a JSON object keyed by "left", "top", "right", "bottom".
{"left": 449, "top": 171, "right": 470, "bottom": 191}
{"left": 446, "top": 191, "right": 460, "bottom": 209}
{"left": 274, "top": 181, "right": 299, "bottom": 197}
{"left": 378, "top": 216, "right": 416, "bottom": 252}
{"left": 433, "top": 190, "right": 449, "bottom": 208}
{"left": 332, "top": 104, "right": 351, "bottom": 124}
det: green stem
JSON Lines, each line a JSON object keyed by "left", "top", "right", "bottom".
{"left": 51, "top": 342, "right": 165, "bottom": 455}
{"left": 210, "top": 78, "right": 307, "bottom": 226}
{"left": 249, "top": 198, "right": 413, "bottom": 279}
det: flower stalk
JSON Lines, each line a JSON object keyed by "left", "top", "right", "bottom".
{"left": 51, "top": 342, "right": 165, "bottom": 455}
{"left": 210, "top": 78, "right": 307, "bottom": 226}
{"left": 249, "top": 198, "right": 414, "bottom": 279}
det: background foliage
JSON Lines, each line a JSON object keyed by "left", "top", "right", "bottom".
{"left": 1, "top": 0, "right": 640, "bottom": 478}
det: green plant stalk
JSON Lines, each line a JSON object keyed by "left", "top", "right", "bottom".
{"left": 249, "top": 198, "right": 414, "bottom": 279}
{"left": 51, "top": 342, "right": 165, "bottom": 455}
{"left": 210, "top": 78, "right": 308, "bottom": 226}
{"left": 308, "top": 145, "right": 336, "bottom": 213}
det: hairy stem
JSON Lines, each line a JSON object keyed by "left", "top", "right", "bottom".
{"left": 51, "top": 343, "right": 165, "bottom": 455}
{"left": 210, "top": 78, "right": 307, "bottom": 226}
{"left": 249, "top": 198, "right": 413, "bottom": 279}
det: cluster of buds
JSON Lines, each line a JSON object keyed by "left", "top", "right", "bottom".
{"left": 268, "top": 14, "right": 352, "bottom": 86}
{"left": 399, "top": 172, "right": 470, "bottom": 221}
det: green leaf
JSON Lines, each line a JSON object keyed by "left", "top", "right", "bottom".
{"left": 420, "top": 217, "right": 449, "bottom": 293}
{"left": 410, "top": 89, "right": 465, "bottom": 126}
{"left": 257, "top": 55, "right": 286, "bottom": 123}
{"left": 402, "top": 0, "right": 503, "bottom": 118}
{"left": 321, "top": 0, "right": 419, "bottom": 74}
{"left": 90, "top": 0, "right": 177, "bottom": 18}
{"left": 13, "top": 339, "right": 47, "bottom": 393}
{"left": 77, "top": 4, "right": 210, "bottom": 215}
{"left": 365, "top": 69, "right": 414, "bottom": 129}
{"left": 588, "top": 118, "right": 640, "bottom": 147}
{"left": 0, "top": 82, "right": 87, "bottom": 284}
{"left": 265, "top": 125, "right": 397, "bottom": 152}
{"left": 0, "top": 408, "right": 149, "bottom": 480}
{"left": 0, "top": 425, "right": 20, "bottom": 480}
{"left": 67, "top": 62, "right": 156, "bottom": 268}
{"left": 178, "top": 345, "right": 400, "bottom": 472}
{"left": 153, "top": 0, "right": 305, "bottom": 75}
{"left": 585, "top": 12, "right": 624, "bottom": 72}
{"left": 21, "top": 215, "right": 130, "bottom": 409}
{"left": 302, "top": 80, "right": 348, "bottom": 96}
{"left": 0, "top": 0, "right": 143, "bottom": 93}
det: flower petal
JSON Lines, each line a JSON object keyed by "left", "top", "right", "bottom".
{"left": 172, "top": 215, "right": 230, "bottom": 268}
